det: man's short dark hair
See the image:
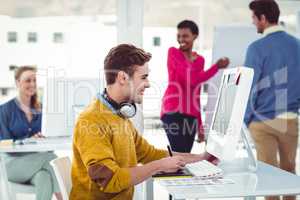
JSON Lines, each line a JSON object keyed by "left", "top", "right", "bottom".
{"left": 104, "top": 44, "right": 152, "bottom": 85}
{"left": 177, "top": 20, "right": 199, "bottom": 35}
{"left": 249, "top": 0, "right": 280, "bottom": 24}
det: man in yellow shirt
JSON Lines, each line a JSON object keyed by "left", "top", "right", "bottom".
{"left": 70, "top": 44, "right": 210, "bottom": 200}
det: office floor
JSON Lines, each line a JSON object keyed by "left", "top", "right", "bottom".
{"left": 14, "top": 127, "right": 300, "bottom": 200}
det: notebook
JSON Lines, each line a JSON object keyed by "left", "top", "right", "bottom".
{"left": 152, "top": 168, "right": 193, "bottom": 179}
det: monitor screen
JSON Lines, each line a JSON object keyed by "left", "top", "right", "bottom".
{"left": 206, "top": 67, "right": 254, "bottom": 161}
{"left": 212, "top": 73, "right": 238, "bottom": 135}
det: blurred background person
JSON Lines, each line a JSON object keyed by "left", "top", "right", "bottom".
{"left": 161, "top": 20, "right": 229, "bottom": 153}
{"left": 0, "top": 66, "right": 62, "bottom": 200}
{"left": 244, "top": 1, "right": 300, "bottom": 200}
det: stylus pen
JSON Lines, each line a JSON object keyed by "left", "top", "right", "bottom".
{"left": 167, "top": 145, "right": 173, "bottom": 157}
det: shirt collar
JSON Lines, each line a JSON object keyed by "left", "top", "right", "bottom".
{"left": 263, "top": 25, "right": 284, "bottom": 37}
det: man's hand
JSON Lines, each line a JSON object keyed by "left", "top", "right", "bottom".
{"left": 31, "top": 132, "right": 45, "bottom": 138}
{"left": 157, "top": 156, "right": 186, "bottom": 173}
{"left": 128, "top": 156, "right": 186, "bottom": 186}
{"left": 173, "top": 151, "right": 220, "bottom": 165}
{"left": 216, "top": 57, "right": 230, "bottom": 69}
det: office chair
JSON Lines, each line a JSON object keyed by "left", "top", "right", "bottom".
{"left": 50, "top": 156, "right": 72, "bottom": 200}
{"left": 9, "top": 182, "right": 35, "bottom": 200}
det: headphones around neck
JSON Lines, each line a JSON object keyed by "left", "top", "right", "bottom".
{"left": 98, "top": 89, "right": 137, "bottom": 118}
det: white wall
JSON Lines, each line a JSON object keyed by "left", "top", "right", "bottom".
{"left": 0, "top": 16, "right": 117, "bottom": 87}
{"left": 143, "top": 27, "right": 176, "bottom": 117}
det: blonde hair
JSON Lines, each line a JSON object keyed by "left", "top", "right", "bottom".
{"left": 15, "top": 66, "right": 41, "bottom": 111}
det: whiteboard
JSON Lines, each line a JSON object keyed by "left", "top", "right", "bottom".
{"left": 205, "top": 24, "right": 261, "bottom": 134}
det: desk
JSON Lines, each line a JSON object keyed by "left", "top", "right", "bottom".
{"left": 157, "top": 159, "right": 300, "bottom": 200}
{"left": 0, "top": 137, "right": 72, "bottom": 200}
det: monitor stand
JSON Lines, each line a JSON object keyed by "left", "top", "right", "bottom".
{"left": 219, "top": 124, "right": 257, "bottom": 172}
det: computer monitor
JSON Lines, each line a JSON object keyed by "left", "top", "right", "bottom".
{"left": 206, "top": 67, "right": 254, "bottom": 161}
{"left": 41, "top": 78, "right": 102, "bottom": 137}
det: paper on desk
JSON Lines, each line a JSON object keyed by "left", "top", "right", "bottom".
{"left": 158, "top": 177, "right": 234, "bottom": 186}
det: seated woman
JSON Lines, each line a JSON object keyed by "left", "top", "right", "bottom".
{"left": 0, "top": 66, "right": 62, "bottom": 200}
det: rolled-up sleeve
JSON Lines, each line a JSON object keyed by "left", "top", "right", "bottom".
{"left": 74, "top": 119, "right": 132, "bottom": 193}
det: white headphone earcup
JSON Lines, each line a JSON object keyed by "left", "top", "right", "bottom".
{"left": 119, "top": 103, "right": 136, "bottom": 118}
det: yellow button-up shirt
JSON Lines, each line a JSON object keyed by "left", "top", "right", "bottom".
{"left": 70, "top": 99, "right": 168, "bottom": 200}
